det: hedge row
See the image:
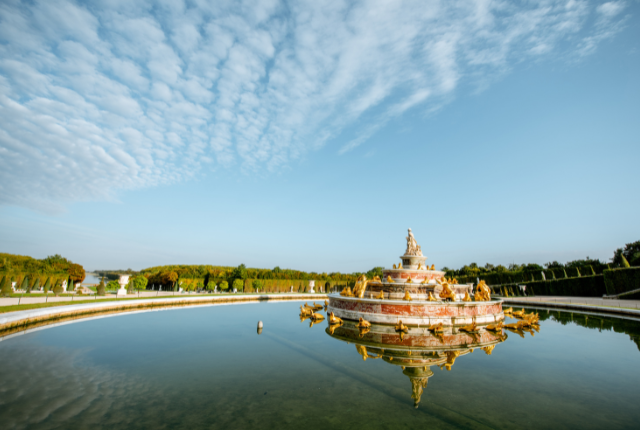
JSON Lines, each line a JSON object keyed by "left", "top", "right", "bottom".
{"left": 496, "top": 275, "right": 607, "bottom": 297}
{"left": 0, "top": 273, "right": 73, "bottom": 293}
{"left": 456, "top": 266, "right": 607, "bottom": 286}
{"left": 603, "top": 267, "right": 640, "bottom": 298}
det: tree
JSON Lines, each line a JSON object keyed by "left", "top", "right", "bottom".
{"left": 613, "top": 241, "right": 640, "bottom": 267}
{"left": 219, "top": 280, "right": 229, "bottom": 291}
{"left": 97, "top": 278, "right": 106, "bottom": 296}
{"left": 67, "top": 278, "right": 75, "bottom": 291}
{"left": 545, "top": 261, "right": 564, "bottom": 269}
{"left": 0, "top": 276, "right": 11, "bottom": 297}
{"left": 68, "top": 263, "right": 86, "bottom": 283}
{"left": 106, "top": 280, "right": 120, "bottom": 291}
{"left": 252, "top": 279, "right": 264, "bottom": 292}
{"left": 53, "top": 281, "right": 64, "bottom": 296}
{"left": 129, "top": 275, "right": 148, "bottom": 293}
{"left": 621, "top": 255, "right": 631, "bottom": 268}
{"left": 43, "top": 277, "right": 51, "bottom": 293}
{"left": 33, "top": 278, "right": 41, "bottom": 292}
{"left": 366, "top": 267, "right": 384, "bottom": 279}
{"left": 232, "top": 264, "right": 248, "bottom": 280}
{"left": 20, "top": 276, "right": 29, "bottom": 292}
{"left": 232, "top": 278, "right": 243, "bottom": 292}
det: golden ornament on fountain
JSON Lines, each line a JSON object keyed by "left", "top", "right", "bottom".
{"left": 353, "top": 274, "right": 369, "bottom": 298}
{"left": 310, "top": 312, "right": 325, "bottom": 321}
{"left": 357, "top": 317, "right": 371, "bottom": 329}
{"left": 428, "top": 322, "right": 444, "bottom": 333}
{"left": 486, "top": 322, "right": 503, "bottom": 332}
{"left": 328, "top": 312, "right": 343, "bottom": 325}
{"left": 395, "top": 320, "right": 409, "bottom": 333}
{"left": 427, "top": 291, "right": 437, "bottom": 301}
{"left": 512, "top": 308, "right": 525, "bottom": 318}
{"left": 459, "top": 322, "right": 479, "bottom": 333}
{"left": 375, "top": 290, "right": 384, "bottom": 300}
{"left": 406, "top": 276, "right": 413, "bottom": 283}
{"left": 462, "top": 291, "right": 472, "bottom": 302}
{"left": 403, "top": 290, "right": 412, "bottom": 301}
{"left": 393, "top": 264, "right": 397, "bottom": 269}
{"left": 482, "top": 345, "right": 496, "bottom": 355}
{"left": 386, "top": 275, "right": 394, "bottom": 283}
{"left": 474, "top": 280, "right": 492, "bottom": 301}
{"left": 503, "top": 307, "right": 513, "bottom": 315}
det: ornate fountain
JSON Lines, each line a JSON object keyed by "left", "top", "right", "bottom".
{"left": 327, "top": 229, "right": 504, "bottom": 326}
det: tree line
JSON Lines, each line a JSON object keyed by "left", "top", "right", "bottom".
{"left": 0, "top": 253, "right": 86, "bottom": 296}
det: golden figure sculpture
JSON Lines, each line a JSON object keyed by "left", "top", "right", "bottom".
{"left": 372, "top": 276, "right": 381, "bottom": 283}
{"left": 395, "top": 320, "right": 409, "bottom": 333}
{"left": 386, "top": 276, "right": 394, "bottom": 283}
{"left": 523, "top": 312, "right": 539, "bottom": 324}
{"left": 428, "top": 322, "right": 444, "bottom": 333}
{"left": 438, "top": 350, "right": 460, "bottom": 371}
{"left": 300, "top": 306, "right": 312, "bottom": 317}
{"left": 340, "top": 286, "right": 354, "bottom": 297}
{"left": 328, "top": 324, "right": 338, "bottom": 335}
{"left": 375, "top": 290, "right": 384, "bottom": 300}
{"left": 503, "top": 307, "right": 513, "bottom": 315}
{"left": 312, "top": 302, "right": 323, "bottom": 311}
{"left": 393, "top": 264, "right": 397, "bottom": 269}
{"left": 474, "top": 280, "right": 492, "bottom": 301}
{"left": 357, "top": 317, "right": 371, "bottom": 329}
{"left": 300, "top": 314, "right": 310, "bottom": 323}
{"left": 486, "top": 322, "right": 503, "bottom": 332}
{"left": 406, "top": 276, "right": 413, "bottom": 283}
{"left": 398, "top": 331, "right": 406, "bottom": 341}
{"left": 438, "top": 279, "right": 456, "bottom": 301}
{"left": 398, "top": 263, "right": 403, "bottom": 269}
{"left": 417, "top": 263, "right": 423, "bottom": 270}
{"left": 352, "top": 275, "right": 369, "bottom": 298}
{"left": 403, "top": 290, "right": 412, "bottom": 301}
{"left": 427, "top": 291, "right": 437, "bottom": 301}
{"left": 462, "top": 291, "right": 472, "bottom": 302}
{"left": 482, "top": 345, "right": 496, "bottom": 355}
{"left": 459, "top": 322, "right": 479, "bottom": 333}
{"left": 356, "top": 344, "right": 369, "bottom": 361}
{"left": 512, "top": 309, "right": 525, "bottom": 318}
{"left": 328, "top": 312, "right": 343, "bottom": 325}
{"left": 358, "top": 327, "right": 370, "bottom": 338}
{"left": 421, "top": 277, "right": 427, "bottom": 284}
{"left": 324, "top": 300, "right": 328, "bottom": 306}
{"left": 411, "top": 378, "right": 429, "bottom": 408}
{"left": 310, "top": 312, "right": 325, "bottom": 321}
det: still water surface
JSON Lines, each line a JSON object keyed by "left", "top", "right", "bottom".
{"left": 1, "top": 301, "right": 639, "bottom": 429}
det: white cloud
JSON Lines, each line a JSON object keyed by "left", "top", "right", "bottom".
{"left": 0, "top": 0, "right": 631, "bottom": 211}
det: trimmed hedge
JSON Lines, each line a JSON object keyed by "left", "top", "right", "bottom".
{"left": 501, "top": 275, "right": 606, "bottom": 297}
{"left": 603, "top": 267, "right": 640, "bottom": 297}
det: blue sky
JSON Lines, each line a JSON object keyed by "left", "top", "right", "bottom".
{"left": 0, "top": 0, "right": 638, "bottom": 272}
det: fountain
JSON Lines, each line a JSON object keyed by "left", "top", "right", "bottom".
{"left": 327, "top": 229, "right": 504, "bottom": 326}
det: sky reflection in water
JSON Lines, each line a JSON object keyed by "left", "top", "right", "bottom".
{"left": 1, "top": 301, "right": 639, "bottom": 429}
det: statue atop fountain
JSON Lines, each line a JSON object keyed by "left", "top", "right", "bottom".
{"left": 405, "top": 228, "right": 423, "bottom": 256}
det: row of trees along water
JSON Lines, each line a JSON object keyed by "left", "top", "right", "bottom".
{"left": 137, "top": 264, "right": 375, "bottom": 293}
{"left": 0, "top": 253, "right": 86, "bottom": 296}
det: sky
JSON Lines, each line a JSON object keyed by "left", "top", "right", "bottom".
{"left": 0, "top": 0, "right": 638, "bottom": 273}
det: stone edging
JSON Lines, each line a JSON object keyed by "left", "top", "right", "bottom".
{"left": 503, "top": 298, "right": 640, "bottom": 319}
{"left": 0, "top": 294, "right": 328, "bottom": 333}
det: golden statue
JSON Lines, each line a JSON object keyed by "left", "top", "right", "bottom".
{"left": 427, "top": 291, "right": 437, "bottom": 301}
{"left": 300, "top": 306, "right": 312, "bottom": 317}
{"left": 375, "top": 290, "right": 384, "bottom": 300}
{"left": 459, "top": 322, "right": 479, "bottom": 333}
{"left": 411, "top": 378, "right": 429, "bottom": 409}
{"left": 503, "top": 307, "right": 513, "bottom": 315}
{"left": 328, "top": 324, "right": 338, "bottom": 335}
{"left": 398, "top": 263, "right": 403, "bottom": 269}
{"left": 462, "top": 291, "right": 472, "bottom": 302}
{"left": 386, "top": 276, "right": 394, "bottom": 283}
{"left": 372, "top": 275, "right": 381, "bottom": 283}
{"left": 357, "top": 317, "right": 371, "bottom": 329}
{"left": 398, "top": 331, "right": 406, "bottom": 341}
{"left": 417, "top": 263, "right": 422, "bottom": 270}
{"left": 395, "top": 320, "right": 409, "bottom": 333}
{"left": 310, "top": 312, "right": 325, "bottom": 321}
{"left": 437, "top": 279, "right": 456, "bottom": 301}
{"left": 340, "top": 286, "right": 354, "bottom": 297}
{"left": 328, "top": 312, "right": 343, "bottom": 325}
{"left": 474, "top": 280, "right": 491, "bottom": 301}
{"left": 486, "top": 322, "right": 503, "bottom": 332}
{"left": 428, "top": 322, "right": 444, "bottom": 333}
{"left": 312, "top": 302, "right": 323, "bottom": 311}
{"left": 358, "top": 327, "right": 370, "bottom": 338}
{"left": 406, "top": 276, "right": 413, "bottom": 283}
{"left": 482, "top": 345, "right": 495, "bottom": 355}
{"left": 352, "top": 275, "right": 369, "bottom": 298}
{"left": 430, "top": 264, "right": 435, "bottom": 270}
{"left": 421, "top": 277, "right": 427, "bottom": 284}
{"left": 403, "top": 291, "right": 412, "bottom": 301}
{"left": 393, "top": 264, "right": 396, "bottom": 269}
{"left": 512, "top": 309, "right": 525, "bottom": 318}
{"left": 438, "top": 351, "right": 460, "bottom": 371}
{"left": 356, "top": 344, "right": 369, "bottom": 361}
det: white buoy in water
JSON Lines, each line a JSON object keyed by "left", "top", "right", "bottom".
{"left": 257, "top": 320, "right": 263, "bottom": 335}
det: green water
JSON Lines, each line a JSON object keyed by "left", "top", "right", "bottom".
{"left": 0, "top": 302, "right": 639, "bottom": 429}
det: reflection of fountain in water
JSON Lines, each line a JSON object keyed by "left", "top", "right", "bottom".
{"left": 326, "top": 320, "right": 511, "bottom": 408}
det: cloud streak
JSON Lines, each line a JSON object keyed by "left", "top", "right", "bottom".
{"left": 0, "top": 0, "right": 630, "bottom": 211}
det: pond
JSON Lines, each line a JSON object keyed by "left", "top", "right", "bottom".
{"left": 0, "top": 301, "right": 639, "bottom": 429}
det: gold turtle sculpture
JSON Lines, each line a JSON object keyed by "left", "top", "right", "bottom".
{"left": 328, "top": 312, "right": 343, "bottom": 325}
{"left": 357, "top": 317, "right": 371, "bottom": 329}
{"left": 486, "top": 322, "right": 503, "bottom": 332}
{"left": 395, "top": 320, "right": 409, "bottom": 333}
{"left": 428, "top": 322, "right": 444, "bottom": 333}
{"left": 459, "top": 322, "right": 480, "bottom": 333}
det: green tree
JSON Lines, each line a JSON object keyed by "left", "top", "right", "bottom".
{"left": 232, "top": 264, "right": 248, "bottom": 280}
{"left": 20, "top": 275, "right": 29, "bottom": 292}
{"left": 97, "top": 278, "right": 106, "bottom": 296}
{"left": 232, "top": 278, "right": 243, "bottom": 292}
{"left": 53, "top": 281, "right": 64, "bottom": 296}
{"left": 67, "top": 278, "right": 75, "bottom": 292}
{"left": 621, "top": 254, "right": 631, "bottom": 268}
{"left": 43, "top": 277, "right": 51, "bottom": 293}
{"left": 0, "top": 276, "right": 11, "bottom": 297}
{"left": 106, "top": 280, "right": 120, "bottom": 291}
{"left": 366, "top": 267, "right": 384, "bottom": 279}
{"left": 252, "top": 279, "right": 264, "bottom": 292}
{"left": 129, "top": 275, "right": 148, "bottom": 293}
{"left": 219, "top": 280, "right": 229, "bottom": 291}
{"left": 33, "top": 278, "right": 41, "bottom": 292}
